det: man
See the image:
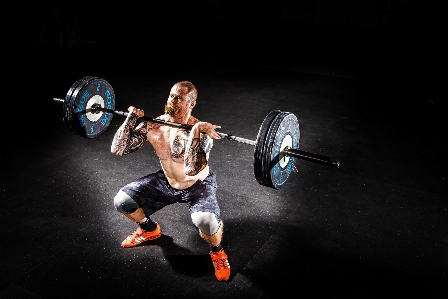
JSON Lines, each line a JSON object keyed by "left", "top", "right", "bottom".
{"left": 110, "top": 81, "right": 230, "bottom": 281}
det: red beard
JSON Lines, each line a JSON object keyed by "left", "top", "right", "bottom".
{"left": 164, "top": 103, "right": 179, "bottom": 115}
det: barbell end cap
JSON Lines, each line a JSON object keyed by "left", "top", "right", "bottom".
{"left": 335, "top": 160, "right": 341, "bottom": 168}
{"left": 53, "top": 98, "right": 65, "bottom": 104}
{"left": 328, "top": 158, "right": 341, "bottom": 168}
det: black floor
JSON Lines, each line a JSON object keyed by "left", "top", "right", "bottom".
{"left": 3, "top": 24, "right": 448, "bottom": 298}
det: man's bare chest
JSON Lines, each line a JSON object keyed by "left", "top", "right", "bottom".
{"left": 148, "top": 128, "right": 189, "bottom": 160}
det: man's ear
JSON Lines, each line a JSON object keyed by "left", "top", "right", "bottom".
{"left": 190, "top": 99, "right": 196, "bottom": 108}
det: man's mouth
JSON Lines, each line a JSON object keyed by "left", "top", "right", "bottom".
{"left": 165, "top": 103, "right": 179, "bottom": 115}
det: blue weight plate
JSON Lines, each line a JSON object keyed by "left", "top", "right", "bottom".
{"left": 69, "top": 77, "right": 115, "bottom": 138}
{"left": 267, "top": 112, "right": 300, "bottom": 189}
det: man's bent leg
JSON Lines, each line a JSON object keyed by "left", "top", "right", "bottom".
{"left": 113, "top": 190, "right": 161, "bottom": 247}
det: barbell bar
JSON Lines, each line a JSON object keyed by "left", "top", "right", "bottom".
{"left": 53, "top": 76, "right": 340, "bottom": 189}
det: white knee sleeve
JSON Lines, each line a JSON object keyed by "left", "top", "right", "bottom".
{"left": 114, "top": 190, "right": 139, "bottom": 214}
{"left": 191, "top": 212, "right": 221, "bottom": 236}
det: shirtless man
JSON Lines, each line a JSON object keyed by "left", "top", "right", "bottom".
{"left": 110, "top": 81, "right": 230, "bottom": 281}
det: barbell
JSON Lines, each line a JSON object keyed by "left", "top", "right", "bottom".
{"left": 53, "top": 76, "right": 340, "bottom": 189}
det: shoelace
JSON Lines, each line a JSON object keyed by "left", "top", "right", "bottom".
{"left": 126, "top": 229, "right": 142, "bottom": 240}
{"left": 212, "top": 255, "right": 229, "bottom": 270}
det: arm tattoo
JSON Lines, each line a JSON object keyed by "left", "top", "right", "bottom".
{"left": 111, "top": 113, "right": 148, "bottom": 156}
{"left": 200, "top": 133, "right": 213, "bottom": 153}
{"left": 184, "top": 137, "right": 208, "bottom": 176}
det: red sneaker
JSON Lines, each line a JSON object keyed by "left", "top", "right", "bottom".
{"left": 210, "top": 249, "right": 230, "bottom": 281}
{"left": 121, "top": 224, "right": 161, "bottom": 247}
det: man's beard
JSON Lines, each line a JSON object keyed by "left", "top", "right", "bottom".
{"left": 164, "top": 103, "right": 179, "bottom": 115}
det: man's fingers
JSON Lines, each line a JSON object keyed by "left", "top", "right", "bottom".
{"left": 128, "top": 106, "right": 144, "bottom": 117}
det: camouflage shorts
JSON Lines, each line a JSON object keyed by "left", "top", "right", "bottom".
{"left": 121, "top": 169, "right": 220, "bottom": 218}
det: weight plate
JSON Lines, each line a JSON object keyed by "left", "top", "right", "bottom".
{"left": 69, "top": 77, "right": 115, "bottom": 138}
{"left": 261, "top": 111, "right": 288, "bottom": 187}
{"left": 63, "top": 76, "right": 93, "bottom": 132}
{"left": 254, "top": 111, "right": 300, "bottom": 189}
{"left": 267, "top": 112, "right": 300, "bottom": 189}
{"left": 254, "top": 110, "right": 281, "bottom": 186}
{"left": 67, "top": 76, "right": 98, "bottom": 134}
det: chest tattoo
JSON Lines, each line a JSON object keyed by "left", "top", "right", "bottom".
{"left": 172, "top": 131, "right": 188, "bottom": 158}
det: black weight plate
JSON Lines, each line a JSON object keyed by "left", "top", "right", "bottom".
{"left": 254, "top": 110, "right": 281, "bottom": 186}
{"left": 63, "top": 76, "right": 93, "bottom": 132}
{"left": 66, "top": 76, "right": 99, "bottom": 134}
{"left": 261, "top": 111, "right": 288, "bottom": 188}
{"left": 254, "top": 111, "right": 280, "bottom": 185}
{"left": 69, "top": 77, "right": 115, "bottom": 138}
{"left": 267, "top": 113, "right": 300, "bottom": 189}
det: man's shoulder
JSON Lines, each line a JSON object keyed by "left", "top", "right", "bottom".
{"left": 188, "top": 115, "right": 200, "bottom": 125}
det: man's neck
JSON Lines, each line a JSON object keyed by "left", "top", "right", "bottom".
{"left": 168, "top": 112, "right": 191, "bottom": 125}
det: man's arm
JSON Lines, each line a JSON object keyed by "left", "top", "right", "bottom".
{"left": 111, "top": 109, "right": 149, "bottom": 156}
{"left": 184, "top": 122, "right": 220, "bottom": 176}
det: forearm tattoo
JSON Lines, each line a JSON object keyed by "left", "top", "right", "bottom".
{"left": 200, "top": 133, "right": 213, "bottom": 154}
{"left": 185, "top": 137, "right": 207, "bottom": 175}
{"left": 111, "top": 113, "right": 148, "bottom": 156}
{"left": 184, "top": 133, "right": 213, "bottom": 176}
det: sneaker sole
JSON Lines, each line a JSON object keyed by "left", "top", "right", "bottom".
{"left": 121, "top": 231, "right": 162, "bottom": 248}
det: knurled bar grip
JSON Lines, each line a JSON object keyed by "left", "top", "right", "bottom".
{"left": 114, "top": 109, "right": 256, "bottom": 145}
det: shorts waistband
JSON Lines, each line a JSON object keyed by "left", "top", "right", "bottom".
{"left": 156, "top": 169, "right": 214, "bottom": 194}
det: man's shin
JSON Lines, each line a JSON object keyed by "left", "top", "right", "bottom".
{"left": 199, "top": 220, "right": 224, "bottom": 246}
{"left": 124, "top": 207, "right": 146, "bottom": 223}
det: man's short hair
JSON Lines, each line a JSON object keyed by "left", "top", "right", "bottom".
{"left": 177, "top": 81, "right": 197, "bottom": 100}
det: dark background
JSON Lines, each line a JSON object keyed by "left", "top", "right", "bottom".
{"left": 8, "top": 0, "right": 447, "bottom": 128}
{"left": 3, "top": 1, "right": 448, "bottom": 298}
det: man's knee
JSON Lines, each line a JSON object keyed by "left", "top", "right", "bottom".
{"left": 197, "top": 216, "right": 224, "bottom": 247}
{"left": 191, "top": 212, "right": 221, "bottom": 235}
{"left": 113, "top": 190, "right": 140, "bottom": 214}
